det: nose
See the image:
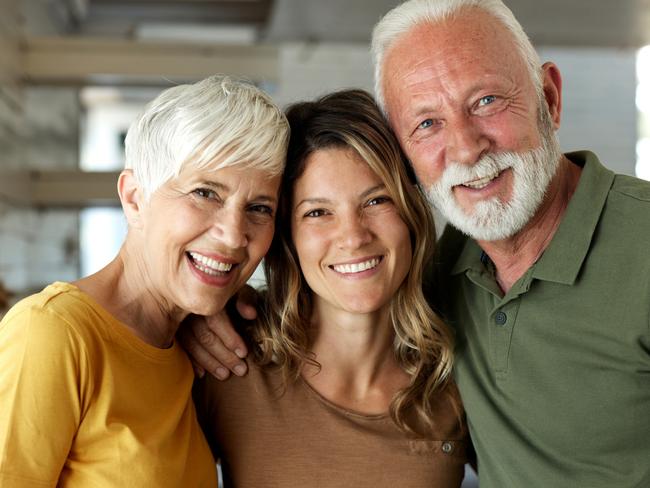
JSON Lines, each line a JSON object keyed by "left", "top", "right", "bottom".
{"left": 446, "top": 113, "right": 490, "bottom": 166}
{"left": 210, "top": 207, "right": 249, "bottom": 249}
{"left": 336, "top": 212, "right": 372, "bottom": 250}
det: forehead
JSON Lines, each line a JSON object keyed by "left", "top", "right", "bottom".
{"left": 173, "top": 162, "right": 280, "bottom": 191}
{"left": 295, "top": 147, "right": 381, "bottom": 193}
{"left": 382, "top": 8, "right": 530, "bottom": 108}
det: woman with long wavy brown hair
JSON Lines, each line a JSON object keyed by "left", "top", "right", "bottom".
{"left": 195, "top": 89, "right": 470, "bottom": 487}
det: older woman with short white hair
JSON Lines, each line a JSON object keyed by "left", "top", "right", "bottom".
{"left": 0, "top": 75, "right": 289, "bottom": 487}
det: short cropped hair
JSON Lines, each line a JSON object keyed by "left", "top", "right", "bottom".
{"left": 124, "top": 75, "right": 289, "bottom": 199}
{"left": 371, "top": 0, "right": 543, "bottom": 114}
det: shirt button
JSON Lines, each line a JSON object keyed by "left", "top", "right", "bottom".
{"left": 441, "top": 441, "right": 454, "bottom": 454}
{"left": 495, "top": 311, "right": 507, "bottom": 325}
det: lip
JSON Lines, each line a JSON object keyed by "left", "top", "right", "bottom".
{"left": 185, "top": 252, "right": 239, "bottom": 288}
{"left": 328, "top": 255, "right": 384, "bottom": 279}
{"left": 453, "top": 168, "right": 510, "bottom": 197}
{"left": 187, "top": 250, "right": 240, "bottom": 264}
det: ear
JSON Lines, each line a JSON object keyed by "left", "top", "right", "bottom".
{"left": 541, "top": 62, "right": 562, "bottom": 129}
{"left": 117, "top": 170, "right": 144, "bottom": 229}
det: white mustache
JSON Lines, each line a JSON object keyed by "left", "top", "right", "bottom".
{"left": 439, "top": 152, "right": 523, "bottom": 188}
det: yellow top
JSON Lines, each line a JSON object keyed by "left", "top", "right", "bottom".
{"left": 0, "top": 282, "right": 217, "bottom": 487}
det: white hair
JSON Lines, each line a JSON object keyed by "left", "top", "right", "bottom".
{"left": 371, "top": 0, "right": 543, "bottom": 114}
{"left": 124, "top": 75, "right": 289, "bottom": 199}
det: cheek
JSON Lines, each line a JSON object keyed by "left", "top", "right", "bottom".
{"left": 292, "top": 227, "right": 325, "bottom": 277}
{"left": 481, "top": 112, "right": 541, "bottom": 152}
{"left": 250, "top": 224, "right": 276, "bottom": 261}
{"left": 395, "top": 224, "right": 413, "bottom": 275}
{"left": 405, "top": 142, "right": 445, "bottom": 188}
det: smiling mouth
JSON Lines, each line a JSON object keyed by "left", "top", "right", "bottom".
{"left": 460, "top": 170, "right": 503, "bottom": 190}
{"left": 330, "top": 257, "right": 382, "bottom": 274}
{"left": 187, "top": 251, "right": 235, "bottom": 276}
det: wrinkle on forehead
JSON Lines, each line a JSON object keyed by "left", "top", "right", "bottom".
{"left": 382, "top": 8, "right": 535, "bottom": 123}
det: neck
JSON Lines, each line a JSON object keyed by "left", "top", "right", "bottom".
{"left": 74, "top": 238, "right": 186, "bottom": 348}
{"left": 303, "top": 301, "right": 409, "bottom": 414}
{"left": 478, "top": 156, "right": 582, "bottom": 293}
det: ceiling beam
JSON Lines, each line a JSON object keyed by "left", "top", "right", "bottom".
{"left": 22, "top": 37, "right": 279, "bottom": 86}
{"left": 0, "top": 170, "right": 120, "bottom": 207}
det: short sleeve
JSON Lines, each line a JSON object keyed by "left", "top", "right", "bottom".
{"left": 0, "top": 306, "right": 86, "bottom": 487}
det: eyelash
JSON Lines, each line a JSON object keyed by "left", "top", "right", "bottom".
{"left": 193, "top": 188, "right": 218, "bottom": 200}
{"left": 415, "top": 95, "right": 500, "bottom": 133}
{"left": 193, "top": 189, "right": 274, "bottom": 217}
{"left": 418, "top": 119, "right": 434, "bottom": 130}
{"left": 478, "top": 95, "right": 496, "bottom": 106}
{"left": 367, "top": 196, "right": 391, "bottom": 206}
{"left": 303, "top": 196, "right": 391, "bottom": 218}
{"left": 249, "top": 204, "right": 274, "bottom": 216}
{"left": 304, "top": 208, "right": 328, "bottom": 218}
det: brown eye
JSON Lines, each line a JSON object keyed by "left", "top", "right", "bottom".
{"left": 193, "top": 188, "right": 218, "bottom": 200}
{"left": 367, "top": 196, "right": 391, "bottom": 207}
{"left": 305, "top": 209, "right": 328, "bottom": 218}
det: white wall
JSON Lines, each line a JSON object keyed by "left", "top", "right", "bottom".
{"left": 539, "top": 47, "right": 638, "bottom": 175}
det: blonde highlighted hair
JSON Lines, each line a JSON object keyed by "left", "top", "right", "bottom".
{"left": 125, "top": 75, "right": 289, "bottom": 199}
{"left": 252, "top": 89, "right": 455, "bottom": 435}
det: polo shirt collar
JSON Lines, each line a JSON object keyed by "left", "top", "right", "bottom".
{"left": 450, "top": 151, "right": 615, "bottom": 286}
{"left": 532, "top": 151, "right": 615, "bottom": 284}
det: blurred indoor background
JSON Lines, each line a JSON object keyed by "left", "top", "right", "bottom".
{"left": 2, "top": 2, "right": 650, "bottom": 483}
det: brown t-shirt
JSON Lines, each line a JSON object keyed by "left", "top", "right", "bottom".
{"left": 195, "top": 363, "right": 470, "bottom": 488}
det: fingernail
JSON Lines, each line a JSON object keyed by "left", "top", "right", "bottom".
{"left": 215, "top": 367, "right": 229, "bottom": 379}
{"left": 235, "top": 348, "right": 246, "bottom": 359}
{"left": 233, "top": 364, "right": 247, "bottom": 376}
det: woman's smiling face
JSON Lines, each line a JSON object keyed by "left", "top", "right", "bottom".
{"left": 137, "top": 164, "right": 280, "bottom": 317}
{"left": 291, "top": 147, "right": 412, "bottom": 316}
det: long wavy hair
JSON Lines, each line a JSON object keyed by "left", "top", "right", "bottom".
{"left": 251, "top": 89, "right": 455, "bottom": 435}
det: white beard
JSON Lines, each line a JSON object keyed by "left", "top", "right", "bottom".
{"left": 425, "top": 106, "right": 562, "bottom": 242}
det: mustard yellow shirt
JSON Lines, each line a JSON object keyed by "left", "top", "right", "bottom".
{"left": 0, "top": 282, "right": 217, "bottom": 487}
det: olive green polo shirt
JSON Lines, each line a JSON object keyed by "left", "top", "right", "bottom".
{"left": 434, "top": 151, "right": 650, "bottom": 487}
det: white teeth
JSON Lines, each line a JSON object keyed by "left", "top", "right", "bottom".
{"left": 332, "top": 258, "right": 380, "bottom": 274}
{"left": 188, "top": 252, "right": 233, "bottom": 274}
{"left": 463, "top": 172, "right": 500, "bottom": 189}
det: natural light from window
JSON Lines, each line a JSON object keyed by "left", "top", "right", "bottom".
{"left": 635, "top": 46, "right": 650, "bottom": 180}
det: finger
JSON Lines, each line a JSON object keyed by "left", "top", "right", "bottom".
{"left": 235, "top": 285, "right": 259, "bottom": 321}
{"left": 183, "top": 333, "right": 232, "bottom": 380}
{"left": 191, "top": 360, "right": 206, "bottom": 379}
{"left": 204, "top": 312, "right": 249, "bottom": 359}
{"left": 194, "top": 319, "right": 248, "bottom": 376}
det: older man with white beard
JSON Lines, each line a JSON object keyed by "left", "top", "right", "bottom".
{"left": 372, "top": 0, "right": 650, "bottom": 487}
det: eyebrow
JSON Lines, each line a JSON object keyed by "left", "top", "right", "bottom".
{"left": 200, "top": 180, "right": 278, "bottom": 204}
{"left": 294, "top": 184, "right": 386, "bottom": 208}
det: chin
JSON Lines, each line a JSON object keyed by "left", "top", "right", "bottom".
{"left": 343, "top": 297, "right": 387, "bottom": 315}
{"left": 182, "top": 293, "right": 230, "bottom": 318}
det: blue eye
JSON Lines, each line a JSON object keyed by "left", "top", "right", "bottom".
{"left": 418, "top": 119, "right": 434, "bottom": 130}
{"left": 478, "top": 95, "right": 496, "bottom": 106}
